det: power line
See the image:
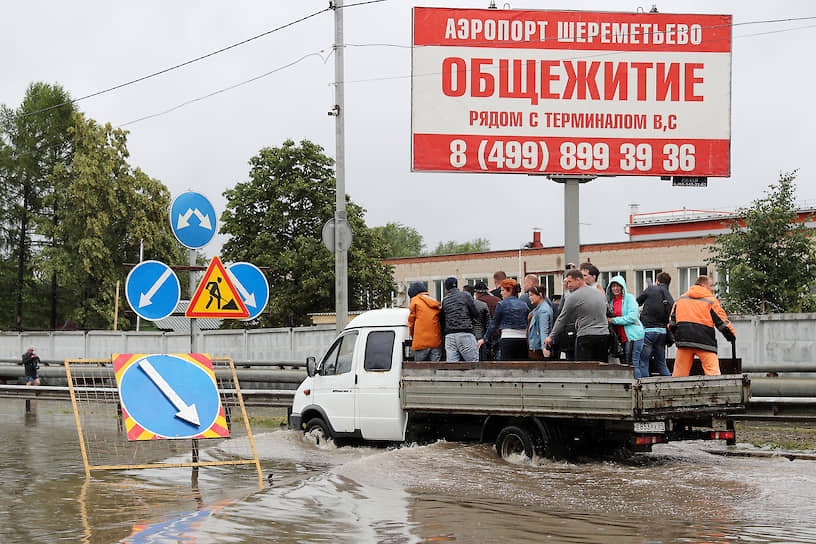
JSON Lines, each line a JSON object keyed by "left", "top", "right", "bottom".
{"left": 342, "top": 15, "right": 816, "bottom": 86}
{"left": 114, "top": 14, "right": 816, "bottom": 127}
{"left": 16, "top": 1, "right": 387, "bottom": 121}
{"left": 119, "top": 51, "right": 333, "bottom": 127}
{"left": 7, "top": 9, "right": 811, "bottom": 130}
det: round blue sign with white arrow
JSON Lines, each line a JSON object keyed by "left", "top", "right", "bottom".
{"left": 126, "top": 260, "right": 181, "bottom": 321}
{"left": 227, "top": 262, "right": 269, "bottom": 321}
{"left": 118, "top": 354, "right": 220, "bottom": 439}
{"left": 170, "top": 191, "right": 217, "bottom": 249}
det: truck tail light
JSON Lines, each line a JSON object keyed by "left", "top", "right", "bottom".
{"left": 635, "top": 435, "right": 664, "bottom": 445}
{"left": 303, "top": 389, "right": 310, "bottom": 396}
{"left": 710, "top": 431, "right": 734, "bottom": 440}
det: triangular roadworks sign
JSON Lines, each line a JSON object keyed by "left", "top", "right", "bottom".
{"left": 186, "top": 257, "right": 250, "bottom": 318}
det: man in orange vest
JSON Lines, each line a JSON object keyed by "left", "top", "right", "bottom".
{"left": 669, "top": 276, "right": 736, "bottom": 376}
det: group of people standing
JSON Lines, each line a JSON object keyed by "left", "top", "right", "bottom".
{"left": 407, "top": 264, "right": 736, "bottom": 378}
{"left": 407, "top": 272, "right": 552, "bottom": 363}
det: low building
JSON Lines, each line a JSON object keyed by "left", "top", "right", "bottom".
{"left": 385, "top": 206, "right": 816, "bottom": 306}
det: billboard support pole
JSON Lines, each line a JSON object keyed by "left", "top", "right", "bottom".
{"left": 332, "top": 0, "right": 349, "bottom": 334}
{"left": 549, "top": 176, "right": 596, "bottom": 269}
{"left": 564, "top": 178, "right": 580, "bottom": 267}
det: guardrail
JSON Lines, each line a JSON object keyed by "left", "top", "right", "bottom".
{"left": 3, "top": 384, "right": 816, "bottom": 421}
{"left": 0, "top": 384, "right": 297, "bottom": 407}
{"left": 0, "top": 358, "right": 308, "bottom": 368}
{"left": 0, "top": 363, "right": 306, "bottom": 384}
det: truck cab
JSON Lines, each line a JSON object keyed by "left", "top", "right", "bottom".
{"left": 290, "top": 308, "right": 410, "bottom": 443}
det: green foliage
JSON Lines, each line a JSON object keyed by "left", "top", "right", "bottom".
{"left": 0, "top": 82, "right": 76, "bottom": 329}
{"left": 706, "top": 171, "right": 816, "bottom": 314}
{"left": 430, "top": 237, "right": 491, "bottom": 255}
{"left": 1, "top": 82, "right": 181, "bottom": 330}
{"left": 39, "top": 114, "right": 182, "bottom": 329}
{"left": 371, "top": 222, "right": 425, "bottom": 258}
{"left": 219, "top": 139, "right": 394, "bottom": 327}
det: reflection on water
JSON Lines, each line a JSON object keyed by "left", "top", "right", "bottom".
{"left": 1, "top": 399, "right": 815, "bottom": 543}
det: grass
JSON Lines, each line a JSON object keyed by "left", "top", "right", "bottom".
{"left": 736, "top": 422, "right": 816, "bottom": 451}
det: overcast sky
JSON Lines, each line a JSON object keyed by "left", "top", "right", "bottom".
{"left": 2, "top": 1, "right": 814, "bottom": 258}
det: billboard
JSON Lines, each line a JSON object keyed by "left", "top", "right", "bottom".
{"left": 411, "top": 8, "right": 732, "bottom": 177}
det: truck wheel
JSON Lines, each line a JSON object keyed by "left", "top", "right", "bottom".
{"left": 304, "top": 418, "right": 333, "bottom": 448}
{"left": 495, "top": 425, "right": 535, "bottom": 460}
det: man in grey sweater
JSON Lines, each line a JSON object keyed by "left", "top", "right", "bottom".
{"left": 545, "top": 269, "right": 609, "bottom": 361}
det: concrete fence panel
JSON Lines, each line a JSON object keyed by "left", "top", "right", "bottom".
{"left": 166, "top": 332, "right": 193, "bottom": 354}
{"left": 246, "top": 328, "right": 292, "bottom": 362}
{"left": 5, "top": 313, "right": 812, "bottom": 372}
{"left": 200, "top": 329, "right": 247, "bottom": 360}
{"left": 290, "top": 325, "right": 337, "bottom": 362}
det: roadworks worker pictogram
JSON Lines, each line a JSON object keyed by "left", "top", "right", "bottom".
{"left": 186, "top": 257, "right": 249, "bottom": 318}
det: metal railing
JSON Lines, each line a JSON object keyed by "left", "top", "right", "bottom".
{"left": 2, "top": 365, "right": 816, "bottom": 419}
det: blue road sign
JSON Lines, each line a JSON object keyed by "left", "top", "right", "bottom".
{"left": 227, "top": 262, "right": 269, "bottom": 321}
{"left": 170, "top": 191, "right": 217, "bottom": 248}
{"left": 126, "top": 260, "right": 181, "bottom": 321}
{"left": 118, "top": 354, "right": 221, "bottom": 439}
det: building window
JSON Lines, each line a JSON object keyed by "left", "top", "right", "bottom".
{"left": 678, "top": 266, "right": 708, "bottom": 294}
{"left": 634, "top": 269, "right": 662, "bottom": 295}
{"left": 598, "top": 271, "right": 627, "bottom": 291}
{"left": 434, "top": 279, "right": 444, "bottom": 301}
{"left": 466, "top": 277, "right": 488, "bottom": 287}
{"left": 538, "top": 274, "right": 557, "bottom": 298}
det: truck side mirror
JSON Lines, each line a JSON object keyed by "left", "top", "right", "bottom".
{"left": 306, "top": 356, "right": 317, "bottom": 377}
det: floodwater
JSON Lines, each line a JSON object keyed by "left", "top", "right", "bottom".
{"left": 2, "top": 398, "right": 815, "bottom": 544}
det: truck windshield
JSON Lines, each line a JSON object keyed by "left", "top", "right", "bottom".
{"left": 319, "top": 331, "right": 358, "bottom": 376}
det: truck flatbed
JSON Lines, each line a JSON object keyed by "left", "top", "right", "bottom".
{"left": 401, "top": 361, "right": 749, "bottom": 421}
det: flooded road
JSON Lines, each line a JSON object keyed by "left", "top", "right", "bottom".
{"left": 1, "top": 398, "right": 815, "bottom": 543}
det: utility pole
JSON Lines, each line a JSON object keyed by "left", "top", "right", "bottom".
{"left": 332, "top": 0, "right": 349, "bottom": 333}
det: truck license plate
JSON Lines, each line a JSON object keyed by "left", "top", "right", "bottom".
{"left": 634, "top": 421, "right": 666, "bottom": 433}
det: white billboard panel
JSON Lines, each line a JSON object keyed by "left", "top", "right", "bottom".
{"left": 411, "top": 8, "right": 732, "bottom": 177}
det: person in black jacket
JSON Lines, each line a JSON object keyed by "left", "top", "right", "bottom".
{"left": 441, "top": 277, "right": 479, "bottom": 362}
{"left": 22, "top": 346, "right": 41, "bottom": 386}
{"left": 636, "top": 272, "right": 674, "bottom": 376}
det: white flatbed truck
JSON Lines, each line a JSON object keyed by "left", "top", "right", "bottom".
{"left": 289, "top": 309, "right": 749, "bottom": 459}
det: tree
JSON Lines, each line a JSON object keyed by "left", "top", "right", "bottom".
{"left": 706, "top": 171, "right": 816, "bottom": 313}
{"left": 220, "top": 139, "right": 394, "bottom": 327}
{"left": 371, "top": 222, "right": 424, "bottom": 258}
{"left": 0, "top": 83, "right": 76, "bottom": 329}
{"left": 39, "top": 113, "right": 182, "bottom": 329}
{"left": 430, "top": 238, "right": 491, "bottom": 255}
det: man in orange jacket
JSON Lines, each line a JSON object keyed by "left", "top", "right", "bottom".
{"left": 669, "top": 275, "right": 736, "bottom": 376}
{"left": 407, "top": 282, "right": 443, "bottom": 361}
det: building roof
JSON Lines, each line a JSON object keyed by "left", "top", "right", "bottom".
{"left": 626, "top": 207, "right": 816, "bottom": 241}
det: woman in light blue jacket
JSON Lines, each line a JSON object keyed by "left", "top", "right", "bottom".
{"left": 526, "top": 285, "right": 554, "bottom": 359}
{"left": 605, "top": 275, "right": 646, "bottom": 377}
